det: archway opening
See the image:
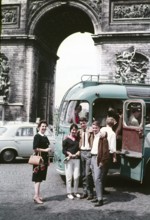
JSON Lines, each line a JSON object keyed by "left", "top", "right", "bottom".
{"left": 34, "top": 5, "right": 94, "bottom": 52}
{"left": 55, "top": 32, "right": 99, "bottom": 108}
{"left": 31, "top": 4, "right": 95, "bottom": 124}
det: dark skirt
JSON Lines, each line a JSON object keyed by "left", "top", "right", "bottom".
{"left": 32, "top": 164, "right": 48, "bottom": 182}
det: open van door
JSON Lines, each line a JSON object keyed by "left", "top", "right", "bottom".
{"left": 121, "top": 99, "right": 146, "bottom": 183}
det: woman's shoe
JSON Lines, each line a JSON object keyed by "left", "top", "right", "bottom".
{"left": 74, "top": 193, "right": 81, "bottom": 198}
{"left": 33, "top": 197, "right": 44, "bottom": 204}
{"left": 67, "top": 194, "right": 74, "bottom": 200}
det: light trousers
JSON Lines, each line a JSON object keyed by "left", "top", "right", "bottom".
{"left": 65, "top": 159, "right": 80, "bottom": 194}
{"left": 91, "top": 156, "right": 104, "bottom": 200}
{"left": 80, "top": 150, "right": 93, "bottom": 196}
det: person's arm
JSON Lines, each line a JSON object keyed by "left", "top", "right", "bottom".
{"left": 74, "top": 150, "right": 80, "bottom": 157}
{"left": 34, "top": 136, "right": 51, "bottom": 153}
{"left": 36, "top": 148, "right": 50, "bottom": 153}
{"left": 115, "top": 114, "right": 123, "bottom": 137}
{"left": 110, "top": 133, "right": 117, "bottom": 162}
{"left": 62, "top": 139, "right": 73, "bottom": 158}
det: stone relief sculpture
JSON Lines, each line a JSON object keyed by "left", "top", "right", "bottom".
{"left": 88, "top": 0, "right": 102, "bottom": 20}
{"left": 1, "top": 7, "right": 18, "bottom": 24}
{"left": 0, "top": 53, "right": 10, "bottom": 101}
{"left": 29, "top": 0, "right": 43, "bottom": 15}
{"left": 115, "top": 46, "right": 149, "bottom": 84}
{"left": 113, "top": 3, "right": 150, "bottom": 19}
{"left": 28, "top": 0, "right": 102, "bottom": 21}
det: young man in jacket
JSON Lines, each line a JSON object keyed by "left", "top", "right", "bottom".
{"left": 90, "top": 120, "right": 110, "bottom": 207}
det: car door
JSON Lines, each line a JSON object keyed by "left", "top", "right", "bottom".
{"left": 14, "top": 126, "right": 34, "bottom": 157}
{"left": 121, "top": 99, "right": 146, "bottom": 182}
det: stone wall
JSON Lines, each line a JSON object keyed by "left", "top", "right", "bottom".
{"left": 1, "top": 0, "right": 150, "bottom": 122}
{"left": 1, "top": 0, "right": 27, "bottom": 35}
{"left": 94, "top": 0, "right": 150, "bottom": 83}
{"left": 102, "top": 0, "right": 150, "bottom": 32}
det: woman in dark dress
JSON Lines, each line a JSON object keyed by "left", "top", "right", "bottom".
{"left": 32, "top": 120, "right": 51, "bottom": 204}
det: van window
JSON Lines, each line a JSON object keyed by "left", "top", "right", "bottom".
{"left": 125, "top": 102, "right": 142, "bottom": 127}
{"left": 60, "top": 101, "right": 68, "bottom": 124}
{"left": 65, "top": 101, "right": 89, "bottom": 124}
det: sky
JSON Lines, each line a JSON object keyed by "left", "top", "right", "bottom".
{"left": 54, "top": 32, "right": 99, "bottom": 107}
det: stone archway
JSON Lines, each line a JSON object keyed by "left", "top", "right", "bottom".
{"left": 27, "top": 1, "right": 100, "bottom": 124}
{"left": 1, "top": 0, "right": 150, "bottom": 123}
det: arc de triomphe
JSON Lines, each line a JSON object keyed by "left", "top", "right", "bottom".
{"left": 1, "top": 0, "right": 150, "bottom": 124}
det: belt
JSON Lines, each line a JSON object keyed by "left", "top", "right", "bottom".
{"left": 91, "top": 154, "right": 97, "bottom": 156}
{"left": 81, "top": 149, "right": 91, "bottom": 151}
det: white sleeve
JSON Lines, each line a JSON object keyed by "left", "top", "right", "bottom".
{"left": 109, "top": 132, "right": 116, "bottom": 153}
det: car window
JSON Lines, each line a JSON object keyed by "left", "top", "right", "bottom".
{"left": 16, "top": 127, "right": 34, "bottom": 136}
{"left": 0, "top": 127, "right": 7, "bottom": 135}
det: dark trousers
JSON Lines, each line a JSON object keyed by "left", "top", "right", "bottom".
{"left": 80, "top": 150, "right": 94, "bottom": 196}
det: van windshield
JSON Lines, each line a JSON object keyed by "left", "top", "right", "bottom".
{"left": 65, "top": 101, "right": 89, "bottom": 124}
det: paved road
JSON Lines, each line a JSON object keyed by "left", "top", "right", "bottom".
{"left": 0, "top": 159, "right": 150, "bottom": 220}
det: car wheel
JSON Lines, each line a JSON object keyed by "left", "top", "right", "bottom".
{"left": 1, "top": 149, "right": 16, "bottom": 163}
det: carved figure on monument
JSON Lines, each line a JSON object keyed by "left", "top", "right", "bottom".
{"left": 29, "top": 1, "right": 44, "bottom": 15}
{"left": 115, "top": 46, "right": 149, "bottom": 84}
{"left": 28, "top": 0, "right": 102, "bottom": 21}
{"left": 2, "top": 9, "right": 17, "bottom": 24}
{"left": 0, "top": 53, "right": 10, "bottom": 101}
{"left": 113, "top": 3, "right": 150, "bottom": 19}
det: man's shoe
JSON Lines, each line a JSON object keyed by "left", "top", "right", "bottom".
{"left": 80, "top": 194, "right": 87, "bottom": 199}
{"left": 94, "top": 200, "right": 103, "bottom": 207}
{"left": 87, "top": 195, "right": 93, "bottom": 200}
{"left": 103, "top": 189, "right": 110, "bottom": 195}
{"left": 91, "top": 198, "right": 98, "bottom": 203}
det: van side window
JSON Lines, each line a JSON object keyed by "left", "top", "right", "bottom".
{"left": 126, "top": 103, "right": 142, "bottom": 127}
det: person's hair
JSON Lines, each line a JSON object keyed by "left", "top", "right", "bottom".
{"left": 132, "top": 108, "right": 141, "bottom": 113}
{"left": 108, "top": 106, "right": 116, "bottom": 117}
{"left": 75, "top": 105, "right": 82, "bottom": 111}
{"left": 80, "top": 117, "right": 87, "bottom": 122}
{"left": 37, "top": 120, "right": 48, "bottom": 128}
{"left": 70, "top": 123, "right": 78, "bottom": 131}
{"left": 92, "top": 120, "right": 100, "bottom": 127}
{"left": 106, "top": 117, "right": 114, "bottom": 127}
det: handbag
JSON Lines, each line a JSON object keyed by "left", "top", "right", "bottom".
{"left": 28, "top": 152, "right": 43, "bottom": 165}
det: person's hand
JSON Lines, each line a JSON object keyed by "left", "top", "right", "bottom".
{"left": 113, "top": 157, "right": 117, "bottom": 163}
{"left": 88, "top": 126, "right": 93, "bottom": 133}
{"left": 100, "top": 131, "right": 106, "bottom": 138}
{"left": 67, "top": 152, "right": 73, "bottom": 158}
{"left": 99, "top": 162, "right": 103, "bottom": 167}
